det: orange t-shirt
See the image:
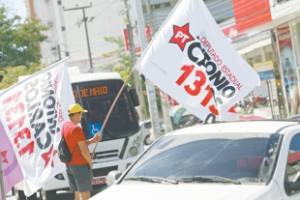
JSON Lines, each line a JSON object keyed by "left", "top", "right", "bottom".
{"left": 62, "top": 121, "right": 89, "bottom": 166}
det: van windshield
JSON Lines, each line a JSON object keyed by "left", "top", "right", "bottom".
{"left": 124, "top": 133, "right": 282, "bottom": 184}
{"left": 72, "top": 79, "right": 139, "bottom": 140}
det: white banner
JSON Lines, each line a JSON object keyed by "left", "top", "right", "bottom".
{"left": 136, "top": 0, "right": 260, "bottom": 122}
{"left": 0, "top": 60, "right": 74, "bottom": 196}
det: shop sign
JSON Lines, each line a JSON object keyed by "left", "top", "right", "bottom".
{"left": 233, "top": 0, "right": 272, "bottom": 32}
{"left": 258, "top": 70, "right": 275, "bottom": 81}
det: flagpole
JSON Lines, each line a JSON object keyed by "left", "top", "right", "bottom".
{"left": 0, "top": 157, "right": 6, "bottom": 200}
{"left": 91, "top": 69, "right": 135, "bottom": 159}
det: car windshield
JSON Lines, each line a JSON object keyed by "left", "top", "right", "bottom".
{"left": 123, "top": 133, "right": 282, "bottom": 184}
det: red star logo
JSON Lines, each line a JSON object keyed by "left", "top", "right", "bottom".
{"left": 169, "top": 23, "right": 194, "bottom": 51}
{"left": 0, "top": 151, "right": 8, "bottom": 164}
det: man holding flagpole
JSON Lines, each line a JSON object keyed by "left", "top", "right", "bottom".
{"left": 62, "top": 103, "right": 101, "bottom": 200}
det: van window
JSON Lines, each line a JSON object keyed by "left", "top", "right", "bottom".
{"left": 72, "top": 79, "right": 139, "bottom": 140}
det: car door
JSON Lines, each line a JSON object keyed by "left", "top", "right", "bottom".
{"left": 283, "top": 133, "right": 300, "bottom": 199}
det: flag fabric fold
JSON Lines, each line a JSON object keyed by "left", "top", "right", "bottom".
{"left": 0, "top": 120, "right": 23, "bottom": 197}
{"left": 0, "top": 60, "right": 74, "bottom": 196}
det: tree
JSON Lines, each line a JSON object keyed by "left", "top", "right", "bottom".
{"left": 103, "top": 36, "right": 166, "bottom": 119}
{"left": 0, "top": 64, "right": 42, "bottom": 89}
{"left": 102, "top": 36, "right": 134, "bottom": 85}
{"left": 0, "top": 6, "right": 47, "bottom": 67}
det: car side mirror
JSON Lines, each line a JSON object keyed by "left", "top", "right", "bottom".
{"left": 106, "top": 170, "right": 122, "bottom": 186}
{"left": 129, "top": 88, "right": 139, "bottom": 107}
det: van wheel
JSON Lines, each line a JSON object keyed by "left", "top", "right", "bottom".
{"left": 144, "top": 135, "right": 152, "bottom": 145}
{"left": 41, "top": 190, "right": 56, "bottom": 200}
{"left": 16, "top": 191, "right": 26, "bottom": 200}
{"left": 16, "top": 191, "right": 38, "bottom": 200}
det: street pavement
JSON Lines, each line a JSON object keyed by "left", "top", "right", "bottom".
{"left": 5, "top": 186, "right": 106, "bottom": 200}
{"left": 6, "top": 191, "right": 73, "bottom": 200}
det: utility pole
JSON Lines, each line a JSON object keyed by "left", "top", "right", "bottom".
{"left": 160, "top": 92, "right": 173, "bottom": 132}
{"left": 133, "top": 0, "right": 162, "bottom": 139}
{"left": 145, "top": 0, "right": 173, "bottom": 133}
{"left": 0, "top": 158, "right": 6, "bottom": 200}
{"left": 57, "top": 44, "right": 62, "bottom": 61}
{"left": 123, "top": 0, "right": 147, "bottom": 121}
{"left": 64, "top": 3, "right": 94, "bottom": 72}
{"left": 53, "top": 0, "right": 69, "bottom": 59}
{"left": 271, "top": 29, "right": 288, "bottom": 118}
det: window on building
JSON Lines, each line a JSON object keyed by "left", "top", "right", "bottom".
{"left": 152, "top": 2, "right": 171, "bottom": 10}
{"left": 263, "top": 46, "right": 273, "bottom": 61}
{"left": 245, "top": 50, "right": 263, "bottom": 65}
{"left": 276, "top": 0, "right": 291, "bottom": 3}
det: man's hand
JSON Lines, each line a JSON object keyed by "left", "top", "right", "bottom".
{"left": 88, "top": 161, "right": 93, "bottom": 169}
{"left": 91, "top": 134, "right": 102, "bottom": 143}
{"left": 87, "top": 134, "right": 102, "bottom": 145}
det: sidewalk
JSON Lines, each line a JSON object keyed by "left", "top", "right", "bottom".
{"left": 253, "top": 107, "right": 273, "bottom": 119}
{"left": 5, "top": 191, "right": 16, "bottom": 200}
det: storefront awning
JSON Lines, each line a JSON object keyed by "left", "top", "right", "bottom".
{"left": 237, "top": 38, "right": 271, "bottom": 55}
{"left": 232, "top": 30, "right": 271, "bottom": 55}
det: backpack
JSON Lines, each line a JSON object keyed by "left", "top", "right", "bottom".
{"left": 58, "top": 135, "right": 72, "bottom": 163}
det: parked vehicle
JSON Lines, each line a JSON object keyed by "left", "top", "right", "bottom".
{"left": 169, "top": 106, "right": 201, "bottom": 129}
{"left": 15, "top": 72, "right": 143, "bottom": 200}
{"left": 139, "top": 120, "right": 167, "bottom": 145}
{"left": 288, "top": 115, "right": 300, "bottom": 121}
{"left": 91, "top": 120, "right": 300, "bottom": 200}
{"left": 139, "top": 120, "right": 152, "bottom": 145}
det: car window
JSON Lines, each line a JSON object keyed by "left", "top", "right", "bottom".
{"left": 124, "top": 134, "right": 281, "bottom": 184}
{"left": 285, "top": 134, "right": 300, "bottom": 195}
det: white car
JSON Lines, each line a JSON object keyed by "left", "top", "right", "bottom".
{"left": 91, "top": 120, "right": 300, "bottom": 200}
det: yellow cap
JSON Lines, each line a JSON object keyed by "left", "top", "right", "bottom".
{"left": 68, "top": 103, "right": 87, "bottom": 114}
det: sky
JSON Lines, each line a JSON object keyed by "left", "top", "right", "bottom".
{"left": 0, "top": 0, "right": 27, "bottom": 18}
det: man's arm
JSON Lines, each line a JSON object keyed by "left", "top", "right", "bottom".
{"left": 78, "top": 141, "right": 92, "bottom": 167}
{"left": 86, "top": 134, "right": 102, "bottom": 145}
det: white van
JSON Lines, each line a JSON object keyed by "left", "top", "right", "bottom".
{"left": 91, "top": 120, "right": 300, "bottom": 200}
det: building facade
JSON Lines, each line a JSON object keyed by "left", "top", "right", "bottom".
{"left": 229, "top": 0, "right": 300, "bottom": 118}
{"left": 26, "top": 0, "right": 300, "bottom": 118}
{"left": 140, "top": 0, "right": 233, "bottom": 32}
{"left": 25, "top": 0, "right": 234, "bottom": 72}
{"left": 25, "top": 0, "right": 125, "bottom": 72}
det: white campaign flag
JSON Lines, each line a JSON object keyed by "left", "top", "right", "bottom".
{"left": 0, "top": 60, "right": 74, "bottom": 196}
{"left": 136, "top": 0, "right": 260, "bottom": 122}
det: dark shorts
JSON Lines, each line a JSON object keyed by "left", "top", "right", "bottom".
{"left": 66, "top": 165, "right": 93, "bottom": 192}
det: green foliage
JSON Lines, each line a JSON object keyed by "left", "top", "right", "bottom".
{"left": 103, "top": 36, "right": 152, "bottom": 118}
{"left": 0, "top": 6, "right": 47, "bottom": 67}
{"left": 0, "top": 63, "right": 43, "bottom": 89}
{"left": 103, "top": 36, "right": 134, "bottom": 85}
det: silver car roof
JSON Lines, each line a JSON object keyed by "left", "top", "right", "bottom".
{"left": 169, "top": 121, "right": 299, "bottom": 138}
